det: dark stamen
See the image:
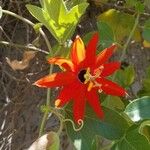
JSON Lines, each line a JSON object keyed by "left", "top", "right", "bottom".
{"left": 78, "top": 69, "right": 86, "bottom": 83}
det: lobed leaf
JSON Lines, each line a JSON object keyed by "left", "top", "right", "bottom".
{"left": 111, "top": 124, "right": 150, "bottom": 150}
{"left": 66, "top": 105, "right": 129, "bottom": 150}
{"left": 98, "top": 9, "right": 141, "bottom": 43}
{"left": 26, "top": 0, "right": 88, "bottom": 43}
{"left": 97, "top": 21, "right": 115, "bottom": 50}
{"left": 114, "top": 65, "right": 135, "bottom": 88}
{"left": 125, "top": 96, "right": 150, "bottom": 122}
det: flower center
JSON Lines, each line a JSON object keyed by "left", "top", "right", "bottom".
{"left": 83, "top": 66, "right": 104, "bottom": 92}
{"left": 78, "top": 69, "right": 87, "bottom": 83}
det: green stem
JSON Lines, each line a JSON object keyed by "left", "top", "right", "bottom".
{"left": 39, "top": 65, "right": 54, "bottom": 137}
{"left": 112, "top": 13, "right": 140, "bottom": 82}
{"left": 39, "top": 44, "right": 63, "bottom": 137}
{"left": 119, "top": 13, "right": 140, "bottom": 62}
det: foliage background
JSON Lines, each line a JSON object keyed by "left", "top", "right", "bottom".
{"left": 0, "top": 0, "right": 150, "bottom": 149}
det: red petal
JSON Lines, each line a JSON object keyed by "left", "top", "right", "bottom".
{"left": 101, "top": 62, "right": 121, "bottom": 77}
{"left": 47, "top": 57, "right": 74, "bottom": 71}
{"left": 55, "top": 83, "right": 78, "bottom": 107}
{"left": 55, "top": 89, "right": 72, "bottom": 107}
{"left": 34, "top": 72, "right": 76, "bottom": 88}
{"left": 97, "top": 78, "right": 126, "bottom": 96}
{"left": 72, "top": 84, "right": 86, "bottom": 124}
{"left": 71, "top": 35, "right": 85, "bottom": 66}
{"left": 96, "top": 44, "right": 116, "bottom": 67}
{"left": 84, "top": 33, "right": 99, "bottom": 67}
{"left": 86, "top": 89, "right": 104, "bottom": 119}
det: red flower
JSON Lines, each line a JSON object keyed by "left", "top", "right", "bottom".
{"left": 34, "top": 33, "right": 126, "bottom": 124}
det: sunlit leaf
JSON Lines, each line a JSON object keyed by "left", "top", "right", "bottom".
{"left": 125, "top": 96, "right": 150, "bottom": 122}
{"left": 28, "top": 132, "right": 60, "bottom": 150}
{"left": 26, "top": 0, "right": 88, "bottom": 43}
{"left": 65, "top": 0, "right": 87, "bottom": 9}
{"left": 98, "top": 9, "right": 141, "bottom": 43}
{"left": 66, "top": 105, "right": 129, "bottom": 150}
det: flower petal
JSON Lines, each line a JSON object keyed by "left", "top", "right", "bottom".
{"left": 73, "top": 84, "right": 86, "bottom": 124}
{"left": 84, "top": 33, "right": 99, "bottom": 66}
{"left": 101, "top": 62, "right": 121, "bottom": 77}
{"left": 47, "top": 57, "right": 74, "bottom": 71}
{"left": 86, "top": 89, "right": 104, "bottom": 119}
{"left": 96, "top": 44, "right": 116, "bottom": 67}
{"left": 55, "top": 82, "right": 78, "bottom": 107}
{"left": 34, "top": 72, "right": 76, "bottom": 88}
{"left": 97, "top": 78, "right": 126, "bottom": 96}
{"left": 71, "top": 35, "right": 85, "bottom": 66}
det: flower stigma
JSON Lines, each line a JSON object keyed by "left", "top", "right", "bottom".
{"left": 78, "top": 66, "right": 104, "bottom": 92}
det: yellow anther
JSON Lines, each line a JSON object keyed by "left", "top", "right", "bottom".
{"left": 84, "top": 68, "right": 91, "bottom": 84}
{"left": 87, "top": 81, "right": 94, "bottom": 91}
{"left": 55, "top": 99, "right": 61, "bottom": 107}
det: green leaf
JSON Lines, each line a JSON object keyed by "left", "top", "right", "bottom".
{"left": 98, "top": 9, "right": 141, "bottom": 43}
{"left": 114, "top": 65, "right": 135, "bottom": 88}
{"left": 0, "top": 6, "right": 2, "bottom": 19}
{"left": 146, "top": 66, "right": 150, "bottom": 78}
{"left": 111, "top": 124, "right": 150, "bottom": 150}
{"left": 97, "top": 21, "right": 115, "bottom": 50}
{"left": 65, "top": 0, "right": 87, "bottom": 9}
{"left": 102, "top": 96, "right": 125, "bottom": 111}
{"left": 139, "top": 120, "right": 150, "bottom": 142}
{"left": 48, "top": 132, "right": 60, "bottom": 150}
{"left": 26, "top": 0, "right": 88, "bottom": 43}
{"left": 142, "top": 19, "right": 150, "bottom": 42}
{"left": 135, "top": 1, "right": 145, "bottom": 13}
{"left": 138, "top": 66, "right": 150, "bottom": 96}
{"left": 138, "top": 66, "right": 150, "bottom": 95}
{"left": 66, "top": 105, "right": 129, "bottom": 150}
{"left": 26, "top": 5, "right": 59, "bottom": 40}
{"left": 90, "top": 136, "right": 100, "bottom": 150}
{"left": 125, "top": 96, "right": 150, "bottom": 122}
{"left": 138, "top": 80, "right": 150, "bottom": 97}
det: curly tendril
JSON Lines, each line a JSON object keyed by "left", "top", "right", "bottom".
{"left": 63, "top": 119, "right": 84, "bottom": 132}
